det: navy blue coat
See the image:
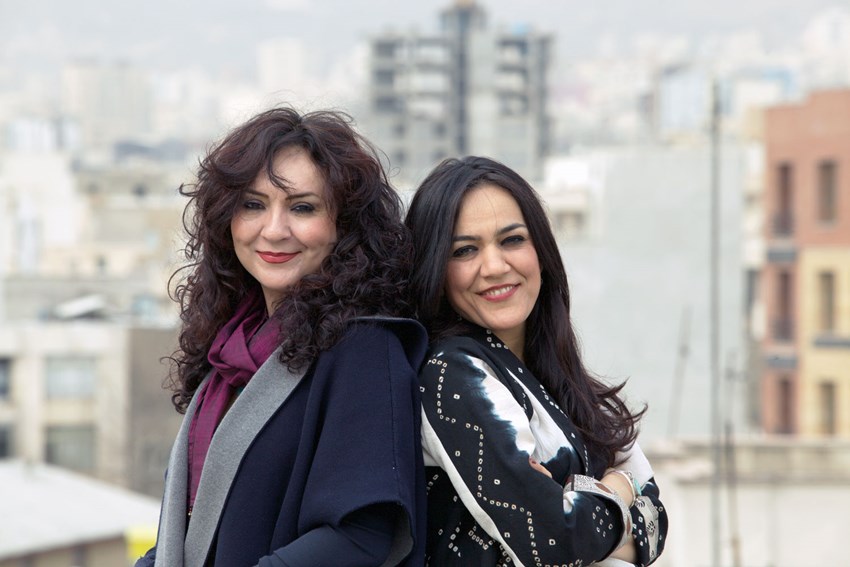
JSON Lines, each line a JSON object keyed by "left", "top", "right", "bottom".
{"left": 137, "top": 318, "right": 427, "bottom": 567}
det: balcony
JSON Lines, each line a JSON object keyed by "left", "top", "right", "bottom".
{"left": 766, "top": 246, "right": 797, "bottom": 263}
{"left": 813, "top": 335, "right": 850, "bottom": 349}
{"left": 764, "top": 353, "right": 797, "bottom": 369}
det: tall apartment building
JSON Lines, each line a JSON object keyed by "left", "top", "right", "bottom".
{"left": 761, "top": 89, "right": 850, "bottom": 437}
{"left": 365, "top": 0, "right": 551, "bottom": 187}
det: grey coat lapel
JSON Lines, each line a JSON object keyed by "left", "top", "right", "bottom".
{"left": 153, "top": 371, "right": 206, "bottom": 567}
{"left": 154, "top": 347, "right": 305, "bottom": 567}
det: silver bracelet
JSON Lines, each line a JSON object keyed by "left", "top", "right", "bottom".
{"left": 566, "top": 474, "right": 632, "bottom": 550}
{"left": 610, "top": 470, "right": 638, "bottom": 506}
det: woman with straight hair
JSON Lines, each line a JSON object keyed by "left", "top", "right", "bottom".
{"left": 405, "top": 156, "right": 667, "bottom": 566}
{"left": 136, "top": 107, "right": 427, "bottom": 567}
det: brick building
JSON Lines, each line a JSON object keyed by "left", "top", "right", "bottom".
{"left": 761, "top": 89, "right": 850, "bottom": 436}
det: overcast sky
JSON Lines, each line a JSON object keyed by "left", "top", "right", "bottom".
{"left": 0, "top": 0, "right": 843, "bottom": 79}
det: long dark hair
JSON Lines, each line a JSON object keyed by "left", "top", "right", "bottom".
{"left": 404, "top": 155, "right": 643, "bottom": 468}
{"left": 168, "top": 107, "right": 412, "bottom": 412}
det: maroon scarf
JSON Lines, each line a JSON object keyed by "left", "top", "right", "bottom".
{"left": 187, "top": 290, "right": 280, "bottom": 510}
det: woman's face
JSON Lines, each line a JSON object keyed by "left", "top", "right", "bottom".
{"left": 444, "top": 183, "right": 541, "bottom": 355}
{"left": 231, "top": 146, "right": 337, "bottom": 314}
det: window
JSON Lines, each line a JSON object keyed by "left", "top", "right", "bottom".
{"left": 374, "top": 69, "right": 395, "bottom": 87}
{"left": 745, "top": 268, "right": 760, "bottom": 316}
{"left": 374, "top": 96, "right": 401, "bottom": 113}
{"left": 777, "top": 375, "right": 793, "bottom": 434}
{"left": 72, "top": 544, "right": 87, "bottom": 567}
{"left": 45, "top": 357, "right": 96, "bottom": 399}
{"left": 775, "top": 162, "right": 793, "bottom": 236}
{"left": 45, "top": 425, "right": 95, "bottom": 472}
{"left": 374, "top": 41, "right": 397, "bottom": 59}
{"left": 818, "top": 271, "right": 836, "bottom": 333}
{"left": 774, "top": 270, "right": 793, "bottom": 341}
{"left": 817, "top": 160, "right": 837, "bottom": 223}
{"left": 0, "top": 359, "right": 10, "bottom": 399}
{"left": 819, "top": 381, "right": 837, "bottom": 436}
{"left": 0, "top": 425, "right": 12, "bottom": 457}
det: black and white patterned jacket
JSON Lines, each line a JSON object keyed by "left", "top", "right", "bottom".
{"left": 420, "top": 327, "right": 667, "bottom": 567}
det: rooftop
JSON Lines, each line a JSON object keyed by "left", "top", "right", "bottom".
{"left": 0, "top": 459, "right": 160, "bottom": 559}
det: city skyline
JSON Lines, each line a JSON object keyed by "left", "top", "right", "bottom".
{"left": 1, "top": 0, "right": 845, "bottom": 80}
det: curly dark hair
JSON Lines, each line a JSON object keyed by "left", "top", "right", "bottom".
{"left": 404, "top": 155, "right": 644, "bottom": 469}
{"left": 167, "top": 107, "right": 413, "bottom": 412}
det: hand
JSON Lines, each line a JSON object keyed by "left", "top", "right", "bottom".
{"left": 609, "top": 533, "right": 637, "bottom": 562}
{"left": 528, "top": 456, "right": 552, "bottom": 478}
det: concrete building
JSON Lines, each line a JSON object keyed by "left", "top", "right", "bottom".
{"left": 0, "top": 150, "right": 187, "bottom": 322}
{"left": 364, "top": 0, "right": 551, "bottom": 186}
{"left": 0, "top": 150, "right": 187, "bottom": 496}
{"left": 62, "top": 60, "right": 152, "bottom": 151}
{"left": 0, "top": 320, "right": 182, "bottom": 497}
{"left": 761, "top": 89, "right": 850, "bottom": 437}
{"left": 70, "top": 160, "right": 187, "bottom": 319}
{"left": 555, "top": 143, "right": 749, "bottom": 443}
{"left": 0, "top": 460, "right": 159, "bottom": 567}
{"left": 648, "top": 436, "right": 850, "bottom": 567}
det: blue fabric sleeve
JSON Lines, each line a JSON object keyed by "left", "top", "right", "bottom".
{"left": 256, "top": 503, "right": 397, "bottom": 567}
{"left": 133, "top": 546, "right": 155, "bottom": 567}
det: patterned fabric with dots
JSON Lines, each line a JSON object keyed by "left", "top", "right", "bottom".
{"left": 420, "top": 326, "right": 667, "bottom": 567}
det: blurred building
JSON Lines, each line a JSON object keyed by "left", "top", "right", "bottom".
{"left": 0, "top": 150, "right": 187, "bottom": 495}
{"left": 0, "top": 460, "right": 159, "bottom": 566}
{"left": 556, "top": 143, "right": 749, "bottom": 442}
{"left": 761, "top": 89, "right": 850, "bottom": 437}
{"left": 62, "top": 60, "right": 152, "bottom": 151}
{"left": 799, "top": 6, "right": 850, "bottom": 91}
{"left": 364, "top": 0, "right": 551, "bottom": 186}
{"left": 0, "top": 151, "right": 186, "bottom": 319}
{"left": 0, "top": 320, "right": 181, "bottom": 497}
{"left": 70, "top": 159, "right": 187, "bottom": 318}
{"left": 652, "top": 64, "right": 796, "bottom": 144}
{"left": 648, "top": 436, "right": 850, "bottom": 567}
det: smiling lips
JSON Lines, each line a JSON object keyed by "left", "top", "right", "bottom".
{"left": 479, "top": 284, "right": 518, "bottom": 301}
{"left": 257, "top": 251, "right": 299, "bottom": 264}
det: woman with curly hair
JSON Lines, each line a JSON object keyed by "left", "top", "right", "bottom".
{"left": 405, "top": 156, "right": 667, "bottom": 566}
{"left": 136, "top": 107, "right": 427, "bottom": 567}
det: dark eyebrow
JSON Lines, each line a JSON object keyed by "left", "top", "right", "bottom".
{"left": 285, "top": 191, "right": 322, "bottom": 201}
{"left": 244, "top": 189, "right": 321, "bottom": 200}
{"left": 452, "top": 223, "right": 527, "bottom": 242}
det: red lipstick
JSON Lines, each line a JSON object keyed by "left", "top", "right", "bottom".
{"left": 258, "top": 251, "right": 298, "bottom": 264}
{"left": 479, "top": 284, "right": 518, "bottom": 302}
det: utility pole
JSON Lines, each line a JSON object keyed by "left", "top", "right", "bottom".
{"left": 709, "top": 78, "right": 722, "bottom": 567}
{"left": 668, "top": 306, "right": 691, "bottom": 438}
{"left": 724, "top": 353, "right": 742, "bottom": 567}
